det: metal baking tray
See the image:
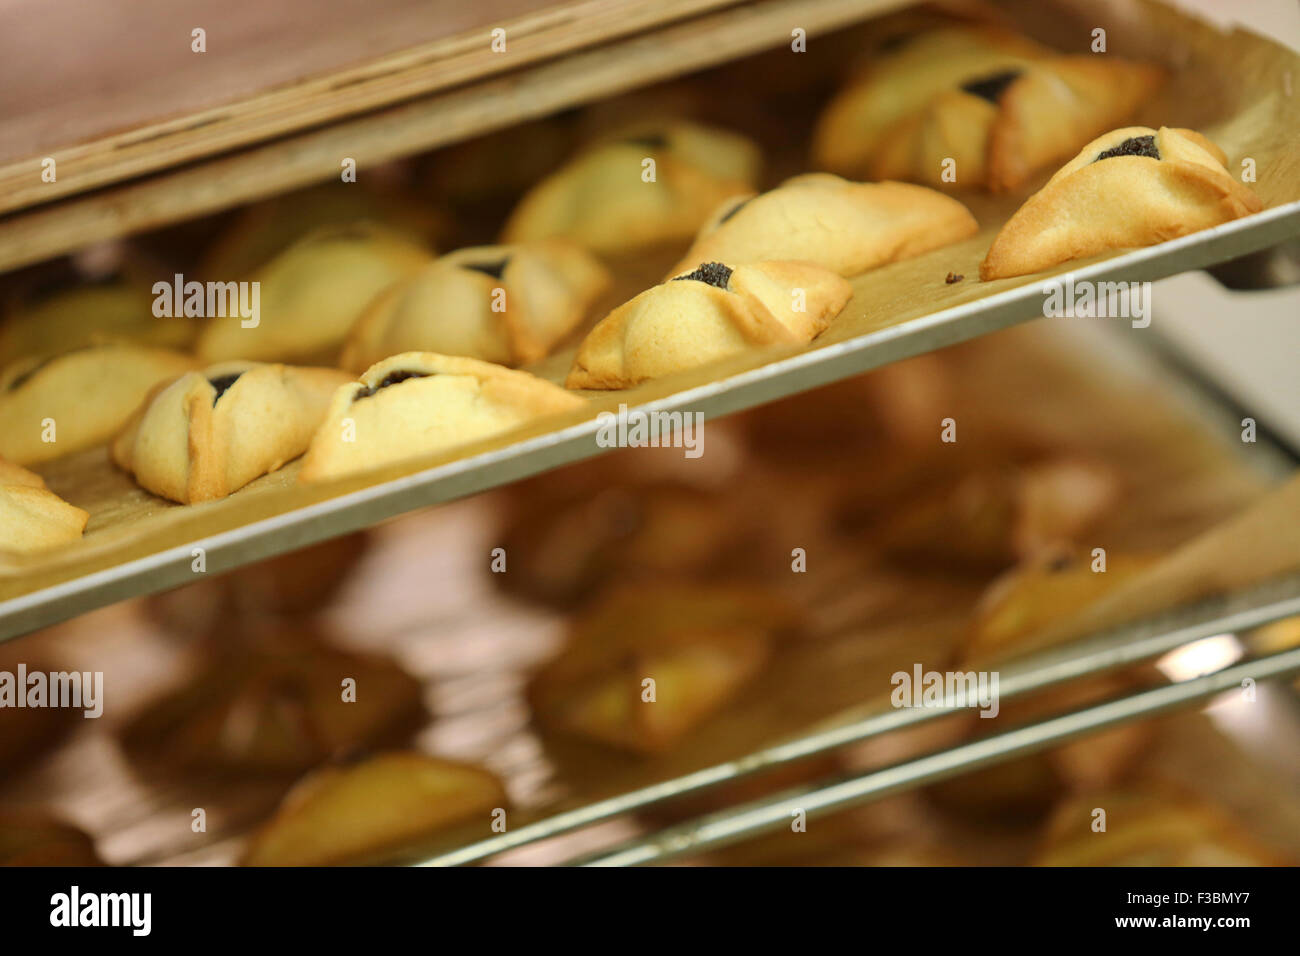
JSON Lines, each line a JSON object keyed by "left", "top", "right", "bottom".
{"left": 2, "top": 0, "right": 1298, "bottom": 639}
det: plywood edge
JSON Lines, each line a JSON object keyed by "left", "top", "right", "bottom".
{"left": 0, "top": 0, "right": 746, "bottom": 217}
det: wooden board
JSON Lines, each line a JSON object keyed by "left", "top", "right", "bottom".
{"left": 0, "top": 0, "right": 915, "bottom": 273}
{"left": 0, "top": 0, "right": 755, "bottom": 216}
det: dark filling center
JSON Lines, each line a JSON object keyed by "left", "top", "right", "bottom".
{"left": 208, "top": 372, "right": 244, "bottom": 406}
{"left": 672, "top": 262, "right": 733, "bottom": 289}
{"left": 960, "top": 69, "right": 1022, "bottom": 104}
{"left": 1095, "top": 135, "right": 1159, "bottom": 162}
{"left": 461, "top": 257, "right": 511, "bottom": 280}
{"left": 353, "top": 369, "right": 429, "bottom": 401}
{"left": 624, "top": 133, "right": 669, "bottom": 150}
{"left": 878, "top": 31, "right": 918, "bottom": 54}
{"left": 718, "top": 198, "right": 752, "bottom": 225}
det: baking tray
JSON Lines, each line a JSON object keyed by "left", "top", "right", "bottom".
{"left": 5, "top": 320, "right": 1297, "bottom": 866}
{"left": 2, "top": 0, "right": 1298, "bottom": 639}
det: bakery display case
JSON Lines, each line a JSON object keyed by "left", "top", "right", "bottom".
{"left": 1, "top": 0, "right": 1298, "bottom": 874}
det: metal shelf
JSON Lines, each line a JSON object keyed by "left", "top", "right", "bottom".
{"left": 415, "top": 573, "right": 1300, "bottom": 865}
{"left": 4, "top": 201, "right": 1297, "bottom": 643}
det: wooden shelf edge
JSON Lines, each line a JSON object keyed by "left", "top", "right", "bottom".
{"left": 0, "top": 0, "right": 914, "bottom": 275}
{"left": 0, "top": 0, "right": 748, "bottom": 218}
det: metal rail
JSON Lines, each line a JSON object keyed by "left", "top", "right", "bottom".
{"left": 417, "top": 571, "right": 1300, "bottom": 865}
{"left": 574, "top": 645, "right": 1300, "bottom": 865}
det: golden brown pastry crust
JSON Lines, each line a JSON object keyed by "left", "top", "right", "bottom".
{"left": 242, "top": 752, "right": 505, "bottom": 866}
{"left": 566, "top": 260, "right": 852, "bottom": 389}
{"left": 195, "top": 224, "right": 432, "bottom": 364}
{"left": 981, "top": 126, "right": 1263, "bottom": 279}
{"left": 298, "top": 352, "right": 586, "bottom": 483}
{"left": 0, "top": 279, "right": 195, "bottom": 367}
{"left": 668, "top": 174, "right": 978, "bottom": 279}
{"left": 0, "top": 344, "right": 197, "bottom": 466}
{"left": 812, "top": 26, "right": 1048, "bottom": 177}
{"left": 340, "top": 240, "right": 610, "bottom": 372}
{"left": 0, "top": 457, "right": 88, "bottom": 554}
{"left": 866, "top": 56, "right": 1164, "bottom": 191}
{"left": 501, "top": 121, "right": 761, "bottom": 254}
{"left": 529, "top": 584, "right": 797, "bottom": 754}
{"left": 112, "top": 362, "right": 351, "bottom": 504}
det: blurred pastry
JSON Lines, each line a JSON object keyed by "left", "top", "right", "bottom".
{"left": 144, "top": 533, "right": 371, "bottom": 638}
{"left": 0, "top": 344, "right": 196, "bottom": 466}
{"left": 981, "top": 127, "right": 1262, "bottom": 279}
{"left": 529, "top": 584, "right": 798, "bottom": 754}
{"left": 341, "top": 241, "right": 610, "bottom": 372}
{"left": 501, "top": 121, "right": 761, "bottom": 255}
{"left": 195, "top": 224, "right": 432, "bottom": 364}
{"left": 202, "top": 182, "right": 444, "bottom": 279}
{"left": 0, "top": 277, "right": 194, "bottom": 367}
{"left": 812, "top": 26, "right": 1047, "bottom": 177}
{"left": 299, "top": 352, "right": 585, "bottom": 483}
{"left": 0, "top": 813, "right": 103, "bottom": 866}
{"left": 121, "top": 641, "right": 425, "bottom": 775}
{"left": 494, "top": 481, "right": 765, "bottom": 609}
{"left": 872, "top": 458, "right": 1120, "bottom": 572}
{"left": 819, "top": 28, "right": 1162, "bottom": 191}
{"left": 668, "top": 174, "right": 978, "bottom": 279}
{"left": 112, "top": 361, "right": 350, "bottom": 503}
{"left": 1034, "top": 784, "right": 1289, "bottom": 865}
{"left": 739, "top": 352, "right": 952, "bottom": 462}
{"left": 424, "top": 117, "right": 574, "bottom": 208}
{"left": 242, "top": 752, "right": 505, "bottom": 866}
{"left": 0, "top": 456, "right": 88, "bottom": 554}
{"left": 926, "top": 674, "right": 1155, "bottom": 823}
{"left": 566, "top": 261, "right": 851, "bottom": 389}
{"left": 963, "top": 548, "right": 1158, "bottom": 663}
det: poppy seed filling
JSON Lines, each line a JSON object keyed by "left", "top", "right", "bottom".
{"left": 673, "top": 262, "right": 733, "bottom": 289}
{"left": 1095, "top": 135, "right": 1159, "bottom": 162}
{"left": 960, "top": 69, "right": 1022, "bottom": 104}
{"left": 624, "top": 133, "right": 669, "bottom": 150}
{"left": 208, "top": 372, "right": 244, "bottom": 406}
{"left": 718, "top": 197, "right": 752, "bottom": 225}
{"left": 462, "top": 257, "right": 511, "bottom": 280}
{"left": 353, "top": 369, "right": 429, "bottom": 401}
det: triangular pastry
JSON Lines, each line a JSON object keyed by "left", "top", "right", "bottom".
{"left": 0, "top": 457, "right": 88, "bottom": 554}
{"left": 500, "top": 121, "right": 761, "bottom": 254}
{"left": 667, "top": 174, "right": 978, "bottom": 279}
{"left": 981, "top": 127, "right": 1263, "bottom": 279}
{"left": 0, "top": 344, "right": 197, "bottom": 465}
{"left": 242, "top": 753, "right": 506, "bottom": 866}
{"left": 812, "top": 26, "right": 1048, "bottom": 176}
{"left": 529, "top": 585, "right": 795, "bottom": 754}
{"left": 566, "top": 260, "right": 852, "bottom": 389}
{"left": 112, "top": 362, "right": 351, "bottom": 503}
{"left": 0, "top": 277, "right": 195, "bottom": 367}
{"left": 201, "top": 182, "right": 443, "bottom": 279}
{"left": 122, "top": 643, "right": 425, "bottom": 775}
{"left": 868, "top": 56, "right": 1165, "bottom": 191}
{"left": 298, "top": 352, "right": 586, "bottom": 483}
{"left": 341, "top": 240, "right": 610, "bottom": 372}
{"left": 195, "top": 224, "right": 432, "bottom": 364}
